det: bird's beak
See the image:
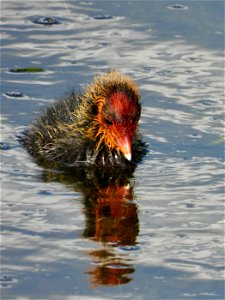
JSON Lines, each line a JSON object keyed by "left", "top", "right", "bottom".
{"left": 117, "top": 135, "right": 132, "bottom": 161}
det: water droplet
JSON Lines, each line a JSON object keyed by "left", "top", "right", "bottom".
{"left": 189, "top": 133, "right": 202, "bottom": 139}
{"left": 33, "top": 16, "right": 61, "bottom": 25}
{"left": 100, "top": 42, "right": 110, "bottom": 47}
{"left": 5, "top": 91, "right": 24, "bottom": 98}
{"left": 119, "top": 245, "right": 140, "bottom": 251}
{"left": 185, "top": 56, "right": 203, "bottom": 62}
{"left": 201, "top": 101, "right": 214, "bottom": 106}
{"left": 38, "top": 190, "right": 52, "bottom": 196}
{"left": 93, "top": 14, "right": 113, "bottom": 20}
{"left": 185, "top": 203, "right": 195, "bottom": 208}
{"left": 167, "top": 4, "right": 189, "bottom": 10}
{"left": 177, "top": 233, "right": 186, "bottom": 238}
{"left": 142, "top": 66, "right": 154, "bottom": 72}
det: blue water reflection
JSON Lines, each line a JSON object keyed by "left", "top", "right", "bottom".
{"left": 1, "top": 1, "right": 224, "bottom": 299}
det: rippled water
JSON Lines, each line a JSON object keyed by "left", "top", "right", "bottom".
{"left": 1, "top": 1, "right": 224, "bottom": 299}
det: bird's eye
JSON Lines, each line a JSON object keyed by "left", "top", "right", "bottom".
{"left": 130, "top": 117, "right": 136, "bottom": 125}
{"left": 104, "top": 118, "right": 113, "bottom": 126}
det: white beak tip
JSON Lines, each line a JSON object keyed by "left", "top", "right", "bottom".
{"left": 124, "top": 153, "right": 132, "bottom": 161}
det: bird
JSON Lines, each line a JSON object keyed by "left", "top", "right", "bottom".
{"left": 20, "top": 70, "right": 146, "bottom": 169}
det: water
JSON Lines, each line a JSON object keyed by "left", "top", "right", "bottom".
{"left": 1, "top": 1, "right": 224, "bottom": 299}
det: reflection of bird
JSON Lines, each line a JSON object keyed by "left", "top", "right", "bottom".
{"left": 41, "top": 151, "right": 139, "bottom": 286}
{"left": 84, "top": 180, "right": 138, "bottom": 286}
{"left": 20, "top": 70, "right": 146, "bottom": 168}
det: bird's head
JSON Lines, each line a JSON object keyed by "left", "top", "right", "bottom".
{"left": 82, "top": 70, "right": 141, "bottom": 161}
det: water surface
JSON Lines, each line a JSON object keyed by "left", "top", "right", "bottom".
{"left": 1, "top": 1, "right": 224, "bottom": 299}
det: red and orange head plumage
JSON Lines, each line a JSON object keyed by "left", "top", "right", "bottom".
{"left": 80, "top": 70, "right": 141, "bottom": 161}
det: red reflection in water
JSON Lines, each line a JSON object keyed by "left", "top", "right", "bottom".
{"left": 42, "top": 168, "right": 139, "bottom": 286}
{"left": 83, "top": 180, "right": 138, "bottom": 286}
{"left": 87, "top": 260, "right": 134, "bottom": 286}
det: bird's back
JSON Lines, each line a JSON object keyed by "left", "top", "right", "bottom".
{"left": 20, "top": 92, "right": 81, "bottom": 160}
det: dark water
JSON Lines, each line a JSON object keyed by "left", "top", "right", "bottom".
{"left": 1, "top": 1, "right": 224, "bottom": 299}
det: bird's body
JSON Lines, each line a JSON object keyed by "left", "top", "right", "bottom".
{"left": 20, "top": 71, "right": 146, "bottom": 168}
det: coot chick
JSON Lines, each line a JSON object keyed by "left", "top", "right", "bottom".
{"left": 20, "top": 70, "right": 146, "bottom": 168}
